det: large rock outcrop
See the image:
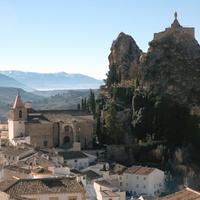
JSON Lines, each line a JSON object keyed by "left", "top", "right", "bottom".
{"left": 108, "top": 32, "right": 141, "bottom": 81}
{"left": 140, "top": 19, "right": 200, "bottom": 109}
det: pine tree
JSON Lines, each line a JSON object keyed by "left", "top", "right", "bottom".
{"left": 88, "top": 89, "right": 96, "bottom": 116}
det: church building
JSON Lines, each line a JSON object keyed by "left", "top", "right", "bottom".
{"left": 7, "top": 93, "right": 94, "bottom": 149}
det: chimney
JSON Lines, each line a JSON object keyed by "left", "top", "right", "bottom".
{"left": 25, "top": 101, "right": 31, "bottom": 108}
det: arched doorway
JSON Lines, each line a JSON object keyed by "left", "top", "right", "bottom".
{"left": 62, "top": 125, "right": 74, "bottom": 145}
{"left": 63, "top": 136, "right": 70, "bottom": 144}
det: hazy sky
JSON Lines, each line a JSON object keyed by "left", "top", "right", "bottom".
{"left": 0, "top": 1, "right": 199, "bottom": 79}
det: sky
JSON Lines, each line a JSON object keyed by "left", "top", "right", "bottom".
{"left": 0, "top": 1, "right": 199, "bottom": 80}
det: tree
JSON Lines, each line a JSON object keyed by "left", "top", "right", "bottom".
{"left": 88, "top": 89, "right": 96, "bottom": 116}
{"left": 77, "top": 103, "right": 81, "bottom": 110}
{"left": 104, "top": 102, "right": 124, "bottom": 144}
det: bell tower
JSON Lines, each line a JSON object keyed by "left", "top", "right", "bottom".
{"left": 8, "top": 91, "right": 27, "bottom": 141}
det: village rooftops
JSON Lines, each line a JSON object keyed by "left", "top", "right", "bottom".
{"left": 4, "top": 165, "right": 31, "bottom": 174}
{"left": 58, "top": 151, "right": 88, "bottom": 160}
{"left": 159, "top": 187, "right": 200, "bottom": 200}
{"left": 82, "top": 170, "right": 102, "bottom": 181}
{"left": 100, "top": 190, "right": 119, "bottom": 198}
{"left": 0, "top": 177, "right": 85, "bottom": 196}
{"left": 2, "top": 144, "right": 36, "bottom": 157}
{"left": 124, "top": 165, "right": 156, "bottom": 175}
{"left": 95, "top": 180, "right": 111, "bottom": 187}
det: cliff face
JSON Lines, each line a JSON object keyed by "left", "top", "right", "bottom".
{"left": 141, "top": 30, "right": 200, "bottom": 108}
{"left": 108, "top": 32, "right": 141, "bottom": 81}
{"left": 107, "top": 19, "right": 200, "bottom": 113}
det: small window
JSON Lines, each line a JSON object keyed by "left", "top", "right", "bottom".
{"left": 126, "top": 175, "right": 128, "bottom": 179}
{"left": 120, "top": 182, "right": 122, "bottom": 186}
{"left": 19, "top": 110, "right": 22, "bottom": 118}
{"left": 9, "top": 156, "right": 10, "bottom": 159}
{"left": 43, "top": 141, "right": 48, "bottom": 147}
{"left": 136, "top": 184, "right": 139, "bottom": 188}
{"left": 143, "top": 185, "right": 146, "bottom": 188}
{"left": 68, "top": 197, "right": 77, "bottom": 200}
{"left": 13, "top": 157, "right": 14, "bottom": 160}
{"left": 136, "top": 176, "right": 139, "bottom": 180}
{"left": 75, "top": 160, "right": 77, "bottom": 162}
{"left": 49, "top": 197, "right": 59, "bottom": 200}
{"left": 144, "top": 177, "right": 146, "bottom": 180}
{"left": 5, "top": 155, "right": 6, "bottom": 158}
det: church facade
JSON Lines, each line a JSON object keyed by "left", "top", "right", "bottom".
{"left": 8, "top": 93, "right": 94, "bottom": 149}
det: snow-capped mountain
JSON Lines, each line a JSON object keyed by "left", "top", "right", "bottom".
{"left": 0, "top": 70, "right": 104, "bottom": 91}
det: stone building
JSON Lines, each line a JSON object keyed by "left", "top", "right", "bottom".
{"left": 153, "top": 12, "right": 194, "bottom": 41}
{"left": 7, "top": 93, "right": 94, "bottom": 149}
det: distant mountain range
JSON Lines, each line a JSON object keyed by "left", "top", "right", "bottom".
{"left": 0, "top": 73, "right": 35, "bottom": 92}
{"left": 0, "top": 70, "right": 104, "bottom": 92}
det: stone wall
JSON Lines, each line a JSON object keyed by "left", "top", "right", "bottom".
{"left": 26, "top": 123, "right": 54, "bottom": 148}
{"left": 154, "top": 27, "right": 194, "bottom": 41}
{"left": 76, "top": 121, "right": 93, "bottom": 149}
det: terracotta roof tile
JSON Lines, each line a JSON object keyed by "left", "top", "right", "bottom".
{"left": 1, "top": 177, "right": 85, "bottom": 195}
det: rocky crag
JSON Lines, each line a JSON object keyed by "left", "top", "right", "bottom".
{"left": 106, "top": 14, "right": 200, "bottom": 115}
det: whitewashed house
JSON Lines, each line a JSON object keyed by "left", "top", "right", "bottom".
{"left": 119, "top": 165, "right": 165, "bottom": 196}
{"left": 94, "top": 180, "right": 126, "bottom": 200}
{"left": 58, "top": 151, "right": 89, "bottom": 170}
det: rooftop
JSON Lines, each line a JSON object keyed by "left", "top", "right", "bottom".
{"left": 58, "top": 151, "right": 88, "bottom": 160}
{"left": 159, "top": 187, "right": 200, "bottom": 200}
{"left": 0, "top": 177, "right": 85, "bottom": 196}
{"left": 100, "top": 190, "right": 119, "bottom": 197}
{"left": 124, "top": 165, "right": 156, "bottom": 175}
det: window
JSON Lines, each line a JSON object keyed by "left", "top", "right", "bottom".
{"left": 126, "top": 175, "right": 128, "bottom": 179}
{"left": 120, "top": 182, "right": 122, "bottom": 186}
{"left": 68, "top": 197, "right": 77, "bottom": 200}
{"left": 43, "top": 141, "right": 48, "bottom": 147}
{"left": 136, "top": 176, "right": 139, "bottom": 180}
{"left": 136, "top": 184, "right": 139, "bottom": 188}
{"left": 143, "top": 185, "right": 146, "bottom": 188}
{"left": 19, "top": 110, "right": 22, "bottom": 118}
{"left": 75, "top": 159, "right": 77, "bottom": 162}
{"left": 49, "top": 197, "right": 59, "bottom": 200}
{"left": 144, "top": 177, "right": 146, "bottom": 180}
{"left": 126, "top": 183, "right": 128, "bottom": 187}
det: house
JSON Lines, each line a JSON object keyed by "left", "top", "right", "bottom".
{"left": 58, "top": 151, "right": 89, "bottom": 170}
{"left": 119, "top": 165, "right": 165, "bottom": 197}
{"left": 94, "top": 180, "right": 126, "bottom": 200}
{"left": 0, "top": 177, "right": 86, "bottom": 200}
{"left": 3, "top": 165, "right": 32, "bottom": 180}
{"left": 1, "top": 143, "right": 37, "bottom": 166}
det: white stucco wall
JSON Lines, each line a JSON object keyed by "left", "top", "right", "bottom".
{"left": 65, "top": 157, "right": 88, "bottom": 170}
